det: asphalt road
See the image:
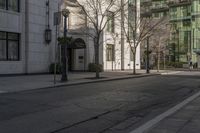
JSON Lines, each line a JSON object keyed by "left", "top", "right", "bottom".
{"left": 0, "top": 72, "right": 199, "bottom": 133}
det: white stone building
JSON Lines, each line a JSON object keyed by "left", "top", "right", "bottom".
{"left": 0, "top": 0, "right": 140, "bottom": 74}
{"left": 65, "top": 0, "right": 141, "bottom": 71}
{"left": 0, "top": 0, "right": 60, "bottom": 74}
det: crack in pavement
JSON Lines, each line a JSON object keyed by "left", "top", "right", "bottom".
{"left": 50, "top": 109, "right": 119, "bottom": 133}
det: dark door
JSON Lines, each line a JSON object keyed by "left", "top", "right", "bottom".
{"left": 67, "top": 49, "right": 72, "bottom": 71}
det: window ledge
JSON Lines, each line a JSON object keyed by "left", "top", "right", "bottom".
{"left": 0, "top": 9, "right": 20, "bottom": 16}
{"left": 0, "top": 60, "right": 20, "bottom": 62}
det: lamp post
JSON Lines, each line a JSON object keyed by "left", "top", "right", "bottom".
{"left": 45, "top": 0, "right": 52, "bottom": 44}
{"left": 61, "top": 8, "right": 70, "bottom": 81}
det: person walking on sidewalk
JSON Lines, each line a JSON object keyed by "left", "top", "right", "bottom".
{"left": 189, "top": 58, "right": 193, "bottom": 71}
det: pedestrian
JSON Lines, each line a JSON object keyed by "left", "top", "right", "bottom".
{"left": 189, "top": 58, "right": 193, "bottom": 71}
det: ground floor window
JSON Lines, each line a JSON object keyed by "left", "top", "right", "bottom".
{"left": 0, "top": 31, "right": 20, "bottom": 61}
{"left": 0, "top": 0, "right": 20, "bottom": 12}
{"left": 0, "top": 0, "right": 6, "bottom": 10}
{"left": 106, "top": 44, "right": 114, "bottom": 61}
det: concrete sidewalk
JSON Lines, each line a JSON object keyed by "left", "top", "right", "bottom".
{"left": 144, "top": 92, "right": 200, "bottom": 133}
{"left": 0, "top": 70, "right": 165, "bottom": 93}
{"left": 127, "top": 76, "right": 200, "bottom": 133}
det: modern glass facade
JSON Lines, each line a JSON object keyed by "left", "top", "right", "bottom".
{"left": 192, "top": 0, "right": 200, "bottom": 62}
{"left": 169, "top": 1, "right": 191, "bottom": 62}
{"left": 142, "top": 0, "right": 200, "bottom": 63}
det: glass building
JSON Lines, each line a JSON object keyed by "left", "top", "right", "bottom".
{"left": 141, "top": 0, "right": 200, "bottom": 63}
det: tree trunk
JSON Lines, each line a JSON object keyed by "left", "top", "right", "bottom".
{"left": 133, "top": 50, "right": 136, "bottom": 74}
{"left": 94, "top": 37, "right": 100, "bottom": 78}
{"left": 133, "top": 0, "right": 137, "bottom": 75}
{"left": 121, "top": 0, "right": 125, "bottom": 71}
{"left": 95, "top": 46, "right": 100, "bottom": 78}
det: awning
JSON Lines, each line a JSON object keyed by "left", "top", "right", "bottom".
{"left": 68, "top": 38, "right": 86, "bottom": 49}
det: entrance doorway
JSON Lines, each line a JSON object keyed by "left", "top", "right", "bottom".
{"left": 67, "top": 38, "right": 86, "bottom": 71}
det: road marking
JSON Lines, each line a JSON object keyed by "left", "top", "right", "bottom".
{"left": 0, "top": 91, "right": 7, "bottom": 93}
{"left": 161, "top": 71, "right": 181, "bottom": 75}
{"left": 129, "top": 90, "right": 200, "bottom": 133}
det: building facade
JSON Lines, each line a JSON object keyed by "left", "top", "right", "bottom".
{"left": 0, "top": 0, "right": 25, "bottom": 74}
{"left": 141, "top": 0, "right": 200, "bottom": 68}
{"left": 62, "top": 0, "right": 141, "bottom": 71}
{"left": 0, "top": 0, "right": 141, "bottom": 74}
{"left": 0, "top": 0, "right": 60, "bottom": 74}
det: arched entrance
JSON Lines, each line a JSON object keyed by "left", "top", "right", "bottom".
{"left": 67, "top": 38, "right": 86, "bottom": 71}
{"left": 194, "top": 49, "right": 200, "bottom": 69}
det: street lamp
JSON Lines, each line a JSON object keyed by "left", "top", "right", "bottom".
{"left": 45, "top": 0, "right": 52, "bottom": 44}
{"left": 61, "top": 8, "right": 70, "bottom": 81}
{"left": 146, "top": 36, "right": 150, "bottom": 74}
{"left": 45, "top": 28, "right": 52, "bottom": 44}
{"left": 62, "top": 8, "right": 70, "bottom": 38}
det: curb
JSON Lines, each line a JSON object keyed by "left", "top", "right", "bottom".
{"left": 129, "top": 90, "right": 200, "bottom": 133}
{"left": 52, "top": 73, "right": 160, "bottom": 87}
{"left": 161, "top": 71, "right": 181, "bottom": 75}
{"left": 4, "top": 73, "right": 160, "bottom": 94}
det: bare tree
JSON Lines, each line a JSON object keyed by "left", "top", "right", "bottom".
{"left": 75, "top": 0, "right": 122, "bottom": 78}
{"left": 122, "top": 0, "right": 166, "bottom": 74}
{"left": 150, "top": 19, "right": 170, "bottom": 71}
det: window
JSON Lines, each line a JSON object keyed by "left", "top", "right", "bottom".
{"left": 0, "top": 32, "right": 6, "bottom": 60}
{"left": 0, "top": 0, "right": 19, "bottom": 12}
{"left": 197, "top": 39, "right": 200, "bottom": 49}
{"left": 129, "top": 0, "right": 135, "bottom": 4}
{"left": 130, "top": 47, "right": 134, "bottom": 61}
{"left": 106, "top": 44, "right": 114, "bottom": 61}
{"left": 128, "top": 4, "right": 135, "bottom": 40}
{"left": 107, "top": 11, "right": 115, "bottom": 33}
{"left": 0, "top": 31, "right": 20, "bottom": 61}
{"left": 183, "top": 21, "right": 190, "bottom": 27}
{"left": 0, "top": 0, "right": 6, "bottom": 9}
{"left": 153, "top": 13, "right": 160, "bottom": 18}
{"left": 182, "top": 6, "right": 190, "bottom": 17}
{"left": 8, "top": 0, "right": 19, "bottom": 12}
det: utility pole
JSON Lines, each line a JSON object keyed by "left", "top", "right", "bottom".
{"left": 146, "top": 36, "right": 150, "bottom": 73}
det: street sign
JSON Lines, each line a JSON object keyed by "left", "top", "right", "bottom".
{"left": 54, "top": 12, "right": 61, "bottom": 26}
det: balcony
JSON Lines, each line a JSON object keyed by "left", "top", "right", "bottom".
{"left": 151, "top": 4, "right": 169, "bottom": 13}
{"left": 170, "top": 16, "right": 191, "bottom": 22}
{"left": 168, "top": 0, "right": 192, "bottom": 7}
{"left": 141, "top": 1, "right": 152, "bottom": 17}
{"left": 141, "top": 11, "right": 152, "bottom": 17}
{"left": 170, "top": 11, "right": 191, "bottom": 21}
{"left": 141, "top": 0, "right": 152, "bottom": 6}
{"left": 191, "top": 11, "right": 200, "bottom": 16}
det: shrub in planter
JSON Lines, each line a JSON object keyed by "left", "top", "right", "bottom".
{"left": 173, "top": 62, "right": 186, "bottom": 68}
{"left": 173, "top": 62, "right": 180, "bottom": 68}
{"left": 88, "top": 63, "right": 103, "bottom": 72}
{"left": 49, "top": 63, "right": 61, "bottom": 74}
